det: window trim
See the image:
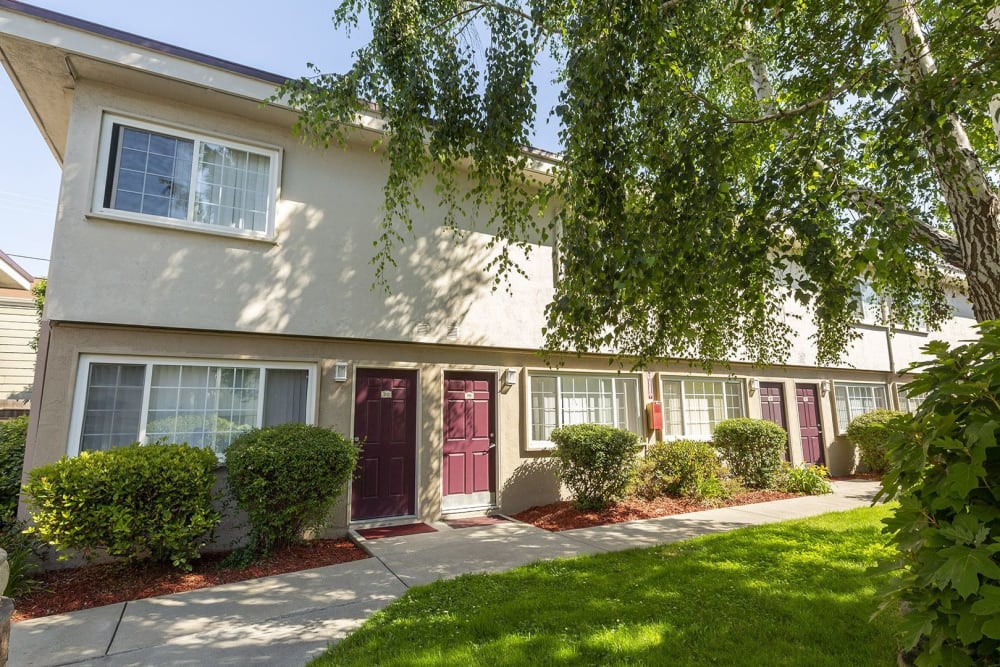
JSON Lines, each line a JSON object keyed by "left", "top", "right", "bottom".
{"left": 658, "top": 375, "right": 747, "bottom": 440}
{"left": 91, "top": 113, "right": 282, "bottom": 241}
{"left": 526, "top": 371, "right": 643, "bottom": 450}
{"left": 67, "top": 355, "right": 317, "bottom": 457}
{"left": 832, "top": 381, "right": 889, "bottom": 434}
{"left": 897, "top": 386, "right": 927, "bottom": 414}
{"left": 854, "top": 280, "right": 882, "bottom": 326}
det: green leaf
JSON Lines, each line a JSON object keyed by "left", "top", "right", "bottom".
{"left": 943, "top": 462, "right": 982, "bottom": 500}
{"left": 981, "top": 617, "right": 1000, "bottom": 640}
{"left": 956, "top": 612, "right": 984, "bottom": 644}
{"left": 933, "top": 546, "right": 1000, "bottom": 598}
{"left": 970, "top": 585, "right": 1000, "bottom": 616}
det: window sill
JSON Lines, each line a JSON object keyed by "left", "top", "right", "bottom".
{"left": 526, "top": 441, "right": 556, "bottom": 452}
{"left": 660, "top": 435, "right": 713, "bottom": 442}
{"left": 86, "top": 211, "right": 277, "bottom": 244}
{"left": 852, "top": 322, "right": 929, "bottom": 336}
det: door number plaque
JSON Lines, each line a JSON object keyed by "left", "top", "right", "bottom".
{"left": 464, "top": 392, "right": 475, "bottom": 399}
{"left": 380, "top": 390, "right": 393, "bottom": 398}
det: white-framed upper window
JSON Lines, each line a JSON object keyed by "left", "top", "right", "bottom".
{"left": 834, "top": 382, "right": 888, "bottom": 433}
{"left": 93, "top": 114, "right": 280, "bottom": 239}
{"left": 68, "top": 355, "right": 316, "bottom": 457}
{"left": 528, "top": 372, "right": 642, "bottom": 449}
{"left": 659, "top": 377, "right": 746, "bottom": 438}
{"left": 855, "top": 281, "right": 882, "bottom": 325}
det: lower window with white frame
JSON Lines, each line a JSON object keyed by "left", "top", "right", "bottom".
{"left": 528, "top": 373, "right": 642, "bottom": 448}
{"left": 659, "top": 377, "right": 746, "bottom": 438}
{"left": 833, "top": 382, "right": 888, "bottom": 432}
{"left": 71, "top": 357, "right": 316, "bottom": 455}
{"left": 898, "top": 386, "right": 927, "bottom": 414}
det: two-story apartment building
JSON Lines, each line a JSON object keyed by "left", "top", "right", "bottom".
{"left": 0, "top": 2, "right": 978, "bottom": 533}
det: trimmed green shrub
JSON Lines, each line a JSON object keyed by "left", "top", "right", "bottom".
{"left": 777, "top": 463, "right": 833, "bottom": 495}
{"left": 0, "top": 515, "right": 44, "bottom": 598}
{"left": 846, "top": 408, "right": 903, "bottom": 475}
{"left": 712, "top": 418, "right": 787, "bottom": 489}
{"left": 634, "top": 439, "right": 723, "bottom": 499}
{"left": 225, "top": 424, "right": 359, "bottom": 554}
{"left": 694, "top": 474, "right": 741, "bottom": 503}
{"left": 24, "top": 443, "right": 220, "bottom": 571}
{"left": 0, "top": 415, "right": 28, "bottom": 516}
{"left": 880, "top": 322, "right": 1000, "bottom": 665}
{"left": 550, "top": 424, "right": 641, "bottom": 510}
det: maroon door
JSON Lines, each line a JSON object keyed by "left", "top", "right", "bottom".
{"left": 352, "top": 369, "right": 418, "bottom": 520}
{"left": 443, "top": 372, "right": 496, "bottom": 497}
{"left": 795, "top": 383, "right": 825, "bottom": 465}
{"left": 759, "top": 382, "right": 789, "bottom": 460}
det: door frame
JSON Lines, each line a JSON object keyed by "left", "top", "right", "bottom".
{"left": 440, "top": 367, "right": 501, "bottom": 514}
{"left": 347, "top": 364, "right": 422, "bottom": 525}
{"left": 794, "top": 382, "right": 826, "bottom": 466}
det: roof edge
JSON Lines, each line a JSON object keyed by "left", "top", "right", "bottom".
{"left": 0, "top": 0, "right": 288, "bottom": 85}
{"left": 0, "top": 1, "right": 563, "bottom": 163}
{"left": 0, "top": 249, "right": 34, "bottom": 289}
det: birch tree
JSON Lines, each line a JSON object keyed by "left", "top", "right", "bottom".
{"left": 281, "top": 0, "right": 1000, "bottom": 366}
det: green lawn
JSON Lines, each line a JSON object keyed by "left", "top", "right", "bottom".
{"left": 315, "top": 506, "right": 900, "bottom": 666}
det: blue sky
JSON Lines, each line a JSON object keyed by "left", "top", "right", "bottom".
{"left": 0, "top": 1, "right": 562, "bottom": 278}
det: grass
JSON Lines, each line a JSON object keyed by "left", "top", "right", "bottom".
{"left": 313, "top": 506, "right": 900, "bottom": 666}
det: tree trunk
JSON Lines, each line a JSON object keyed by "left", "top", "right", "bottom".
{"left": 741, "top": 18, "right": 968, "bottom": 278}
{"left": 884, "top": 0, "right": 1000, "bottom": 322}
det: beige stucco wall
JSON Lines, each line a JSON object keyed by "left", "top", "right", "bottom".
{"left": 24, "top": 322, "right": 910, "bottom": 537}
{"left": 0, "top": 295, "right": 36, "bottom": 405}
{"left": 42, "top": 78, "right": 978, "bottom": 376}
{"left": 45, "top": 79, "right": 554, "bottom": 354}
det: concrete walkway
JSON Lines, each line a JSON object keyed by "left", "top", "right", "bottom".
{"left": 11, "top": 479, "right": 880, "bottom": 667}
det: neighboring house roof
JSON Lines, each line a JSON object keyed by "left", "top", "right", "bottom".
{"left": 0, "top": 249, "right": 33, "bottom": 291}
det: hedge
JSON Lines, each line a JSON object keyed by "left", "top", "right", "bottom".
{"left": 225, "top": 423, "right": 359, "bottom": 553}
{"left": 24, "top": 443, "right": 220, "bottom": 570}
{"left": 550, "top": 423, "right": 641, "bottom": 510}
{"left": 846, "top": 408, "right": 903, "bottom": 475}
{"left": 712, "top": 418, "right": 786, "bottom": 489}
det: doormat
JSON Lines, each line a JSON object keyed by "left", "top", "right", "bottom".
{"left": 356, "top": 523, "right": 438, "bottom": 539}
{"left": 443, "top": 516, "right": 510, "bottom": 530}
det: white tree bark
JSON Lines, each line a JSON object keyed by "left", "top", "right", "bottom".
{"left": 884, "top": 0, "right": 1000, "bottom": 321}
{"left": 741, "top": 16, "right": 969, "bottom": 278}
{"left": 984, "top": 9, "right": 1000, "bottom": 162}
{"left": 743, "top": 20, "right": 776, "bottom": 112}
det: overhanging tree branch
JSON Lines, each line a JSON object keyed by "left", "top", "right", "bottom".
{"left": 683, "top": 83, "right": 853, "bottom": 125}
{"left": 841, "top": 182, "right": 966, "bottom": 270}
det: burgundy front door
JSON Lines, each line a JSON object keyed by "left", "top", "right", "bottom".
{"left": 352, "top": 369, "right": 418, "bottom": 520}
{"left": 759, "top": 382, "right": 789, "bottom": 460}
{"left": 443, "top": 372, "right": 496, "bottom": 499}
{"left": 795, "top": 383, "right": 825, "bottom": 465}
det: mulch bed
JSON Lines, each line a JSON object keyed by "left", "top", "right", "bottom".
{"left": 832, "top": 472, "right": 882, "bottom": 481}
{"left": 12, "top": 538, "right": 368, "bottom": 623}
{"left": 513, "top": 490, "right": 802, "bottom": 531}
{"left": 356, "top": 522, "right": 438, "bottom": 539}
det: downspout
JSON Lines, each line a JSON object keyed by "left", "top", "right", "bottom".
{"left": 883, "top": 298, "right": 899, "bottom": 410}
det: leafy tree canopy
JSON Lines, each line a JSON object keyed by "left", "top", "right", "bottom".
{"left": 280, "top": 0, "right": 1000, "bottom": 367}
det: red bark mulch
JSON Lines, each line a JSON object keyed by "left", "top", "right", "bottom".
{"left": 832, "top": 472, "right": 882, "bottom": 481}
{"left": 12, "top": 538, "right": 368, "bottom": 623}
{"left": 513, "top": 490, "right": 802, "bottom": 531}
